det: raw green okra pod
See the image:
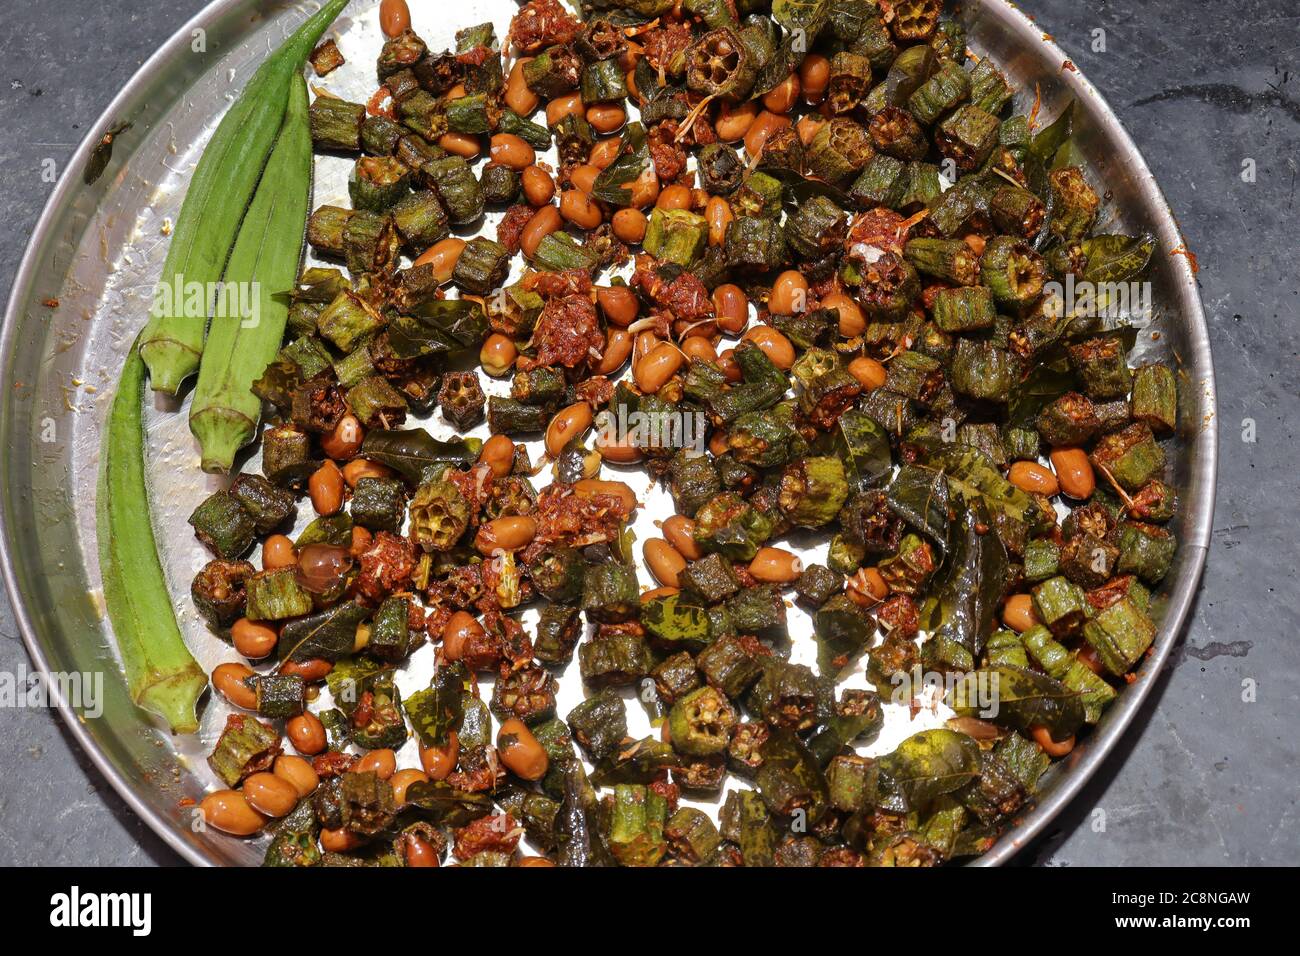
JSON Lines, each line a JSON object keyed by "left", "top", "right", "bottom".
{"left": 189, "top": 74, "right": 313, "bottom": 474}
{"left": 139, "top": 0, "right": 350, "bottom": 394}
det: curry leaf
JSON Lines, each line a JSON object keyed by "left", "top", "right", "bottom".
{"left": 358, "top": 427, "right": 482, "bottom": 484}
{"left": 277, "top": 601, "right": 369, "bottom": 663}
{"left": 591, "top": 122, "right": 650, "bottom": 205}
{"left": 387, "top": 298, "right": 487, "bottom": 359}
{"left": 947, "top": 665, "right": 1086, "bottom": 740}
{"left": 835, "top": 408, "right": 894, "bottom": 490}
{"left": 870, "top": 729, "right": 982, "bottom": 813}
{"left": 771, "top": 0, "right": 830, "bottom": 48}
{"left": 251, "top": 357, "right": 302, "bottom": 414}
{"left": 404, "top": 661, "right": 468, "bottom": 747}
{"left": 931, "top": 447, "right": 1038, "bottom": 527}
{"left": 756, "top": 729, "right": 830, "bottom": 822}
{"left": 885, "top": 464, "right": 950, "bottom": 553}
{"left": 403, "top": 780, "right": 493, "bottom": 827}
{"left": 922, "top": 497, "right": 1009, "bottom": 659}
{"left": 1029, "top": 100, "right": 1074, "bottom": 166}
{"left": 1080, "top": 233, "right": 1156, "bottom": 284}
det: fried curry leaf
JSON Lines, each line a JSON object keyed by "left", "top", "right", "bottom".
{"left": 591, "top": 122, "right": 650, "bottom": 205}
{"left": 251, "top": 357, "right": 303, "bottom": 413}
{"left": 869, "top": 728, "right": 982, "bottom": 814}
{"left": 885, "top": 464, "right": 950, "bottom": 554}
{"left": 1007, "top": 359, "right": 1074, "bottom": 427}
{"left": 590, "top": 736, "right": 680, "bottom": 787}
{"left": 358, "top": 427, "right": 481, "bottom": 483}
{"left": 277, "top": 601, "right": 369, "bottom": 663}
{"left": 387, "top": 298, "right": 488, "bottom": 358}
{"left": 947, "top": 665, "right": 1085, "bottom": 741}
{"left": 1080, "top": 233, "right": 1156, "bottom": 284}
{"left": 323, "top": 653, "right": 385, "bottom": 703}
{"left": 833, "top": 408, "right": 893, "bottom": 491}
{"left": 921, "top": 498, "right": 1009, "bottom": 662}
{"left": 403, "top": 780, "right": 493, "bottom": 827}
{"left": 553, "top": 756, "right": 613, "bottom": 867}
{"left": 931, "top": 447, "right": 1038, "bottom": 527}
{"left": 405, "top": 661, "right": 469, "bottom": 746}
{"left": 771, "top": 0, "right": 830, "bottom": 48}
{"left": 1028, "top": 100, "right": 1074, "bottom": 167}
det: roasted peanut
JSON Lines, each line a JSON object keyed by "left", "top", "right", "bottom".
{"left": 242, "top": 771, "right": 298, "bottom": 818}
{"left": 763, "top": 73, "right": 801, "bottom": 113}
{"left": 505, "top": 58, "right": 539, "bottom": 116}
{"left": 545, "top": 401, "right": 594, "bottom": 457}
{"left": 715, "top": 101, "right": 759, "bottom": 142}
{"left": 587, "top": 103, "right": 626, "bottom": 133}
{"left": 261, "top": 534, "right": 297, "bottom": 571}
{"left": 662, "top": 515, "right": 703, "bottom": 561}
{"left": 848, "top": 356, "right": 888, "bottom": 391}
{"left": 286, "top": 711, "right": 327, "bottom": 755}
{"left": 413, "top": 236, "right": 466, "bottom": 283}
{"left": 438, "top": 131, "right": 481, "bottom": 158}
{"left": 742, "top": 325, "right": 795, "bottom": 369}
{"left": 769, "top": 270, "right": 809, "bottom": 316}
{"left": 352, "top": 748, "right": 397, "bottom": 779}
{"left": 521, "top": 164, "right": 555, "bottom": 206}
{"left": 611, "top": 207, "right": 648, "bottom": 243}
{"left": 379, "top": 0, "right": 410, "bottom": 39}
{"left": 800, "top": 54, "right": 830, "bottom": 104}
{"left": 520, "top": 205, "right": 563, "bottom": 258}
{"left": 1002, "top": 594, "right": 1040, "bottom": 633}
{"left": 308, "top": 460, "right": 344, "bottom": 516}
{"left": 712, "top": 283, "right": 749, "bottom": 333}
{"left": 497, "top": 718, "right": 549, "bottom": 781}
{"left": 489, "top": 133, "right": 535, "bottom": 169}
{"left": 478, "top": 433, "right": 516, "bottom": 480}
{"left": 643, "top": 538, "right": 686, "bottom": 587}
{"left": 1050, "top": 447, "right": 1096, "bottom": 500}
{"left": 748, "top": 546, "right": 804, "bottom": 583}
{"left": 634, "top": 342, "right": 684, "bottom": 394}
{"left": 560, "top": 188, "right": 603, "bottom": 229}
{"left": 272, "top": 754, "right": 319, "bottom": 798}
{"left": 1008, "top": 461, "right": 1060, "bottom": 496}
{"left": 201, "top": 790, "right": 266, "bottom": 836}
{"left": 597, "top": 284, "right": 640, "bottom": 326}
{"left": 573, "top": 478, "right": 638, "bottom": 513}
{"left": 706, "top": 195, "right": 734, "bottom": 247}
{"left": 212, "top": 662, "right": 256, "bottom": 710}
{"left": 419, "top": 733, "right": 459, "bottom": 780}
{"left": 480, "top": 333, "right": 518, "bottom": 377}
{"left": 474, "top": 515, "right": 538, "bottom": 554}
{"left": 822, "top": 292, "right": 865, "bottom": 336}
{"left": 390, "top": 768, "right": 429, "bottom": 806}
{"left": 231, "top": 618, "right": 278, "bottom": 660}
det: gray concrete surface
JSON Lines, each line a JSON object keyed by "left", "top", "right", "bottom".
{"left": 0, "top": 0, "right": 1295, "bottom": 866}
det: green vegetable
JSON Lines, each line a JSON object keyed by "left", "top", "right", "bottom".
{"left": 98, "top": 343, "right": 206, "bottom": 732}
{"left": 245, "top": 567, "right": 313, "bottom": 621}
{"left": 189, "top": 76, "right": 312, "bottom": 473}
{"left": 669, "top": 687, "right": 738, "bottom": 756}
{"left": 139, "top": 0, "right": 350, "bottom": 394}
{"left": 188, "top": 491, "right": 255, "bottom": 559}
{"left": 209, "top": 714, "right": 281, "bottom": 787}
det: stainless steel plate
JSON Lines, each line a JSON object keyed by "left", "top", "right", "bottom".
{"left": 0, "top": 0, "right": 1216, "bottom": 866}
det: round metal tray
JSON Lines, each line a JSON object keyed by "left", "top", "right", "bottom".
{"left": 0, "top": 0, "right": 1216, "bottom": 866}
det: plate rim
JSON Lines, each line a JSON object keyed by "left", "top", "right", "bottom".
{"left": 0, "top": 0, "right": 1218, "bottom": 867}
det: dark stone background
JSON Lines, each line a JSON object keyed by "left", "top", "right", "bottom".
{"left": 0, "top": 0, "right": 1294, "bottom": 865}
